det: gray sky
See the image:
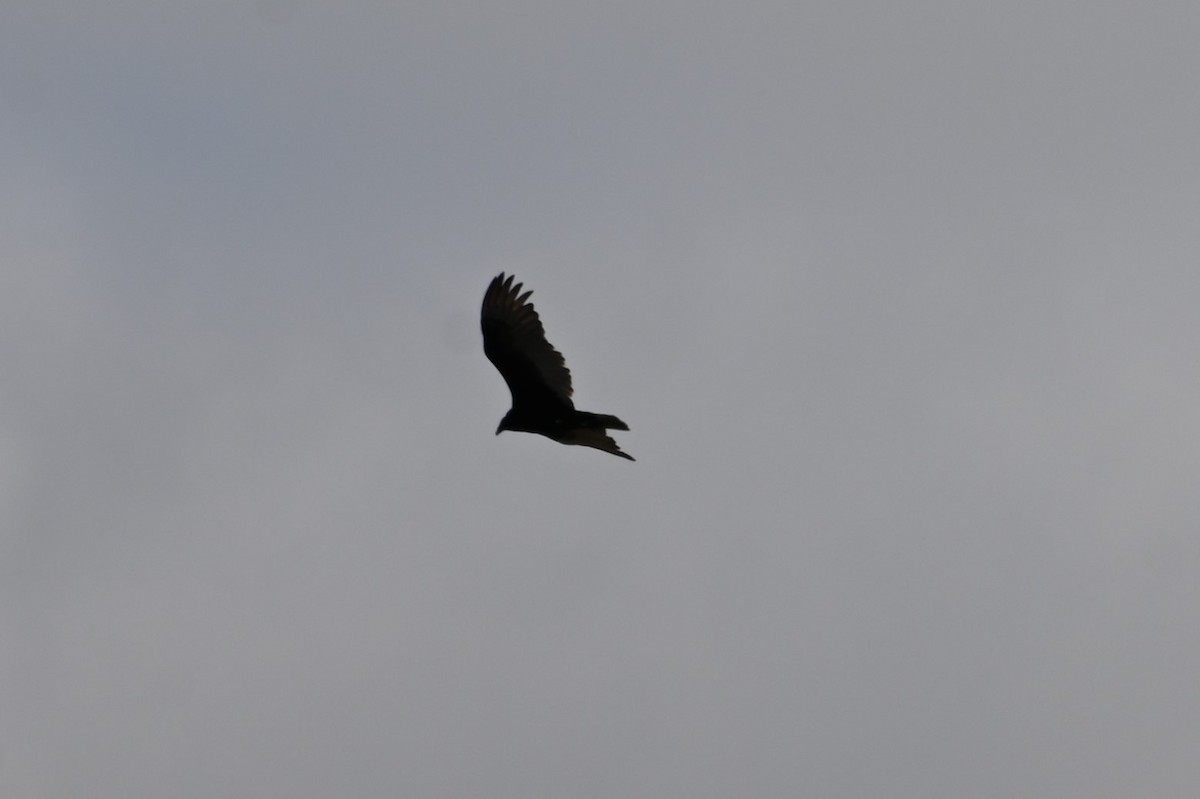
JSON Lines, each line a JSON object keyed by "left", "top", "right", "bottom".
{"left": 4, "top": 3, "right": 1199, "bottom": 797}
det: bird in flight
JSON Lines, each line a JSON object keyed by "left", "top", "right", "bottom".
{"left": 481, "top": 273, "right": 634, "bottom": 461}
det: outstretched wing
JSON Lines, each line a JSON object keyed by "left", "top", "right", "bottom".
{"left": 481, "top": 273, "right": 574, "bottom": 407}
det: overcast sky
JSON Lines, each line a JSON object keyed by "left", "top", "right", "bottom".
{"left": 4, "top": 3, "right": 1200, "bottom": 797}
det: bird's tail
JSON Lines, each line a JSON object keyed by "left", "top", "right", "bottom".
{"left": 560, "top": 427, "right": 635, "bottom": 460}
{"left": 577, "top": 411, "right": 629, "bottom": 431}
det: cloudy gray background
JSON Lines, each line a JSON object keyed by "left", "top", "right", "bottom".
{"left": 4, "top": 2, "right": 1199, "bottom": 796}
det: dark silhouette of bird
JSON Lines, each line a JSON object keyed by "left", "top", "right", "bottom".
{"left": 481, "top": 273, "right": 634, "bottom": 461}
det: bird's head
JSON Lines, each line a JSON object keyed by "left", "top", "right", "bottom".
{"left": 496, "top": 412, "right": 514, "bottom": 435}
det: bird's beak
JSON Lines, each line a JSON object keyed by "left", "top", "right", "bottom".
{"left": 495, "top": 424, "right": 503, "bottom": 436}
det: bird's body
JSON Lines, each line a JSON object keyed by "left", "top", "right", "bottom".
{"left": 481, "top": 273, "right": 633, "bottom": 461}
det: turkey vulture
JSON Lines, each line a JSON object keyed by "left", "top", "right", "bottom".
{"left": 481, "top": 273, "right": 634, "bottom": 461}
